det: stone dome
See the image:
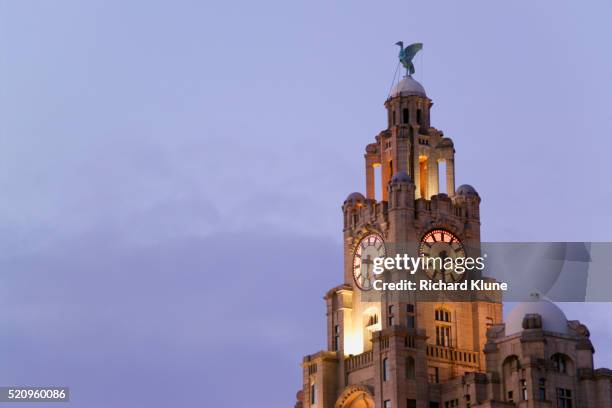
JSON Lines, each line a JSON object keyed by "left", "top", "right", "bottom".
{"left": 456, "top": 184, "right": 479, "bottom": 196}
{"left": 345, "top": 192, "right": 366, "bottom": 204}
{"left": 436, "top": 137, "right": 454, "bottom": 149}
{"left": 389, "top": 76, "right": 427, "bottom": 98}
{"left": 391, "top": 171, "right": 412, "bottom": 184}
{"left": 506, "top": 299, "right": 568, "bottom": 335}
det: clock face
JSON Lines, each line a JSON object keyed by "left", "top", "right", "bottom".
{"left": 352, "top": 234, "right": 386, "bottom": 291}
{"left": 419, "top": 229, "right": 466, "bottom": 283}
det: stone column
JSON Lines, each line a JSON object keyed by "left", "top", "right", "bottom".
{"left": 446, "top": 158, "right": 455, "bottom": 196}
{"left": 365, "top": 161, "right": 375, "bottom": 199}
{"left": 428, "top": 156, "right": 439, "bottom": 197}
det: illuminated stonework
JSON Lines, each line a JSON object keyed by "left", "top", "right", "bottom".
{"left": 295, "top": 70, "right": 612, "bottom": 408}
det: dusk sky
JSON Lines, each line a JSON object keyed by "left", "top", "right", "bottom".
{"left": 1, "top": 1, "right": 612, "bottom": 407}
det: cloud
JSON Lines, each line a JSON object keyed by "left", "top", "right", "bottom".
{"left": 0, "top": 225, "right": 341, "bottom": 408}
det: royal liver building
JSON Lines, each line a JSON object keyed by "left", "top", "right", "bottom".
{"left": 295, "top": 44, "right": 612, "bottom": 408}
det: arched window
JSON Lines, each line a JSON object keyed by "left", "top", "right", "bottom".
{"left": 406, "top": 356, "right": 415, "bottom": 379}
{"left": 551, "top": 354, "right": 571, "bottom": 374}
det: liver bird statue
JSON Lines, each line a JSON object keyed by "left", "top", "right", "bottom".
{"left": 395, "top": 41, "right": 423, "bottom": 76}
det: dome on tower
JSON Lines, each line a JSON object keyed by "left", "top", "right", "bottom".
{"left": 506, "top": 299, "right": 569, "bottom": 335}
{"left": 456, "top": 184, "right": 479, "bottom": 197}
{"left": 390, "top": 76, "right": 427, "bottom": 98}
{"left": 390, "top": 171, "right": 412, "bottom": 184}
{"left": 345, "top": 192, "right": 366, "bottom": 205}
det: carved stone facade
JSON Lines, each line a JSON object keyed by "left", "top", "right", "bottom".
{"left": 296, "top": 74, "right": 612, "bottom": 408}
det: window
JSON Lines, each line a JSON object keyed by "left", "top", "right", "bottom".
{"left": 507, "top": 391, "right": 513, "bottom": 403}
{"left": 557, "top": 388, "right": 572, "bottom": 408}
{"left": 435, "top": 309, "right": 451, "bottom": 346}
{"left": 416, "top": 109, "right": 422, "bottom": 125}
{"left": 405, "top": 356, "right": 415, "bottom": 379}
{"left": 521, "top": 379, "right": 528, "bottom": 400}
{"left": 429, "top": 403, "right": 439, "bottom": 408}
{"left": 388, "top": 305, "right": 395, "bottom": 326}
{"left": 384, "top": 400, "right": 392, "bottom": 408}
{"left": 436, "top": 325, "right": 452, "bottom": 347}
{"left": 435, "top": 309, "right": 450, "bottom": 322}
{"left": 402, "top": 108, "right": 409, "bottom": 123}
{"left": 465, "top": 394, "right": 471, "bottom": 408}
{"left": 310, "top": 383, "right": 316, "bottom": 404}
{"left": 383, "top": 358, "right": 389, "bottom": 381}
{"left": 393, "top": 111, "right": 396, "bottom": 126}
{"left": 444, "top": 399, "right": 458, "bottom": 408}
{"left": 333, "top": 325, "right": 340, "bottom": 351}
{"left": 552, "top": 354, "right": 568, "bottom": 373}
{"left": 406, "top": 304, "right": 415, "bottom": 328}
{"left": 429, "top": 366, "right": 439, "bottom": 383}
{"left": 538, "top": 379, "right": 546, "bottom": 401}
{"left": 407, "top": 399, "right": 416, "bottom": 408}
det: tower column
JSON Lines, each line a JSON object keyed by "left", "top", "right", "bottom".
{"left": 366, "top": 161, "right": 375, "bottom": 199}
{"left": 446, "top": 158, "right": 455, "bottom": 196}
{"left": 428, "top": 156, "right": 439, "bottom": 197}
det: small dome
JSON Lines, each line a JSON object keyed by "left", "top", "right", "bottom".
{"left": 456, "top": 184, "right": 479, "bottom": 196}
{"left": 391, "top": 171, "right": 412, "bottom": 184}
{"left": 506, "top": 299, "right": 568, "bottom": 335}
{"left": 436, "top": 137, "right": 454, "bottom": 148}
{"left": 389, "top": 76, "right": 427, "bottom": 98}
{"left": 345, "top": 192, "right": 365, "bottom": 204}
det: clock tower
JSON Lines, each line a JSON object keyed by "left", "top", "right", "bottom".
{"left": 295, "top": 44, "right": 612, "bottom": 408}
{"left": 297, "top": 46, "right": 503, "bottom": 408}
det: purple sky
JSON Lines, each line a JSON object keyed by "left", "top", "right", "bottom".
{"left": 1, "top": 1, "right": 612, "bottom": 407}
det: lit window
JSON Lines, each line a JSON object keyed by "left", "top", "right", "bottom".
{"left": 435, "top": 325, "right": 452, "bottom": 347}
{"left": 384, "top": 400, "right": 392, "bottom": 408}
{"left": 435, "top": 309, "right": 450, "bottom": 322}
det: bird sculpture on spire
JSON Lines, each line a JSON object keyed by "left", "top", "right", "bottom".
{"left": 395, "top": 41, "right": 423, "bottom": 77}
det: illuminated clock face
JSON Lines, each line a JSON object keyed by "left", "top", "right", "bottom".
{"left": 419, "top": 229, "right": 466, "bottom": 283}
{"left": 352, "top": 234, "right": 386, "bottom": 291}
